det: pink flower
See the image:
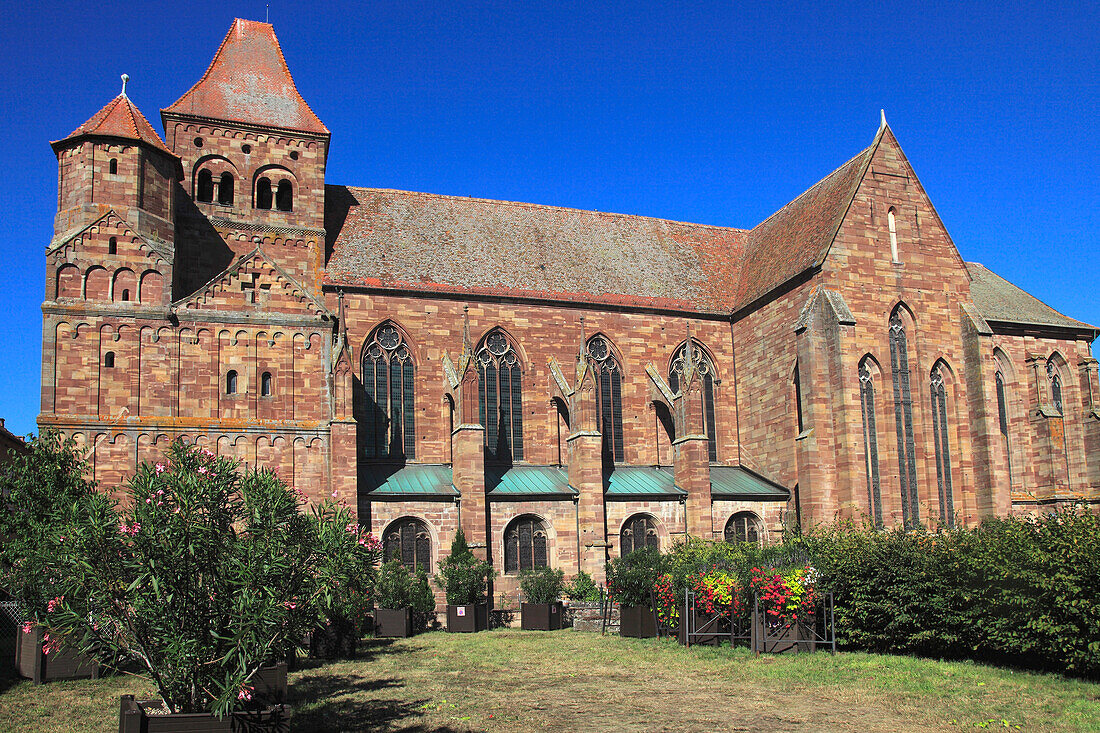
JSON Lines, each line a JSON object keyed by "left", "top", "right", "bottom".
{"left": 283, "top": 600, "right": 297, "bottom": 610}
{"left": 331, "top": 490, "right": 338, "bottom": 499}
{"left": 157, "top": 489, "right": 165, "bottom": 496}
{"left": 198, "top": 466, "right": 208, "bottom": 475}
{"left": 146, "top": 498, "right": 152, "bottom": 504}
{"left": 345, "top": 522, "right": 358, "bottom": 533}
{"left": 119, "top": 521, "right": 129, "bottom": 536}
{"left": 154, "top": 463, "right": 166, "bottom": 474}
{"left": 47, "top": 596, "right": 64, "bottom": 613}
{"left": 21, "top": 621, "right": 34, "bottom": 634}
{"left": 237, "top": 686, "right": 253, "bottom": 701}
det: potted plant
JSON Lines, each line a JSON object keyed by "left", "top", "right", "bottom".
{"left": 520, "top": 567, "right": 565, "bottom": 630}
{"left": 0, "top": 431, "right": 100, "bottom": 683}
{"left": 436, "top": 529, "right": 494, "bottom": 632}
{"left": 16, "top": 440, "right": 377, "bottom": 730}
{"left": 410, "top": 568, "right": 438, "bottom": 631}
{"left": 749, "top": 565, "right": 820, "bottom": 653}
{"left": 673, "top": 568, "right": 743, "bottom": 646}
{"left": 373, "top": 559, "right": 413, "bottom": 638}
{"left": 606, "top": 548, "right": 663, "bottom": 638}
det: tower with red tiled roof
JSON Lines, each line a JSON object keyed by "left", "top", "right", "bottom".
{"left": 161, "top": 18, "right": 331, "bottom": 295}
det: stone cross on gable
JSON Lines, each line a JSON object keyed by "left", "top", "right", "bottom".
{"left": 240, "top": 272, "right": 259, "bottom": 302}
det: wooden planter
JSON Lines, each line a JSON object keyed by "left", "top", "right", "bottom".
{"left": 374, "top": 607, "right": 413, "bottom": 638}
{"left": 252, "top": 662, "right": 288, "bottom": 705}
{"left": 119, "top": 696, "right": 290, "bottom": 733}
{"left": 15, "top": 625, "right": 99, "bottom": 684}
{"left": 446, "top": 604, "right": 488, "bottom": 633}
{"left": 619, "top": 604, "right": 657, "bottom": 638}
{"left": 676, "top": 606, "right": 723, "bottom": 646}
{"left": 751, "top": 608, "right": 817, "bottom": 654}
{"left": 521, "top": 602, "right": 563, "bottom": 631}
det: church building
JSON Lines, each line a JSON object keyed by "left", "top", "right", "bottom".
{"left": 39, "top": 19, "right": 1100, "bottom": 596}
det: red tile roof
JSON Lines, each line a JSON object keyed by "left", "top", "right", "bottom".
{"left": 163, "top": 18, "right": 328, "bottom": 135}
{"left": 52, "top": 94, "right": 174, "bottom": 156}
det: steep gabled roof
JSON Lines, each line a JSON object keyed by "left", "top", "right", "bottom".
{"left": 734, "top": 131, "right": 881, "bottom": 311}
{"left": 324, "top": 186, "right": 746, "bottom": 314}
{"left": 966, "top": 262, "right": 1098, "bottom": 337}
{"left": 52, "top": 93, "right": 174, "bottom": 156}
{"left": 163, "top": 18, "right": 328, "bottom": 135}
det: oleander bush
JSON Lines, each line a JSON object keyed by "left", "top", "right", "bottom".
{"left": 519, "top": 566, "right": 565, "bottom": 605}
{"left": 563, "top": 570, "right": 602, "bottom": 602}
{"left": 606, "top": 547, "right": 665, "bottom": 607}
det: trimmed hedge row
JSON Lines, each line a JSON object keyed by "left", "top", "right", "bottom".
{"left": 803, "top": 510, "right": 1100, "bottom": 678}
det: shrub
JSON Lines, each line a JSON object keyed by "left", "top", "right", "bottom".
{"left": 519, "top": 566, "right": 565, "bottom": 604}
{"left": 564, "top": 570, "right": 602, "bottom": 601}
{"left": 374, "top": 560, "right": 412, "bottom": 609}
{"left": 410, "top": 570, "right": 437, "bottom": 619}
{"left": 435, "top": 529, "right": 495, "bottom": 606}
{"left": 606, "top": 547, "right": 664, "bottom": 607}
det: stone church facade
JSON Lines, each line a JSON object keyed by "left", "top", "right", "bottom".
{"left": 39, "top": 20, "right": 1099, "bottom": 597}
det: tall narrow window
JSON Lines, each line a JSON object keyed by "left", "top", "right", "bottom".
{"left": 261, "top": 371, "right": 273, "bottom": 397}
{"left": 1048, "top": 361, "right": 1064, "bottom": 415}
{"left": 929, "top": 365, "right": 954, "bottom": 525}
{"left": 255, "top": 177, "right": 273, "bottom": 209}
{"left": 669, "top": 341, "right": 718, "bottom": 462}
{"left": 587, "top": 335, "right": 624, "bottom": 463}
{"left": 859, "top": 361, "right": 883, "bottom": 526}
{"left": 197, "top": 169, "right": 214, "bottom": 202}
{"left": 889, "top": 310, "right": 919, "bottom": 527}
{"left": 225, "top": 370, "right": 238, "bottom": 395}
{"left": 477, "top": 330, "right": 523, "bottom": 463}
{"left": 108, "top": 237, "right": 117, "bottom": 255}
{"left": 793, "top": 363, "right": 804, "bottom": 433}
{"left": 724, "top": 512, "right": 761, "bottom": 544}
{"left": 276, "top": 180, "right": 293, "bottom": 211}
{"left": 888, "top": 207, "right": 899, "bottom": 262}
{"left": 109, "top": 158, "right": 118, "bottom": 175}
{"left": 504, "top": 515, "right": 548, "bottom": 574}
{"left": 104, "top": 351, "right": 115, "bottom": 368}
{"left": 995, "top": 371, "right": 1012, "bottom": 484}
{"left": 362, "top": 323, "right": 415, "bottom": 459}
{"left": 620, "top": 514, "right": 658, "bottom": 555}
{"left": 218, "top": 172, "right": 234, "bottom": 205}
{"left": 121, "top": 289, "right": 130, "bottom": 302}
{"left": 383, "top": 518, "right": 431, "bottom": 572}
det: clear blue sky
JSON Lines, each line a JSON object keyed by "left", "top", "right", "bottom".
{"left": 1, "top": 1, "right": 1097, "bottom": 437}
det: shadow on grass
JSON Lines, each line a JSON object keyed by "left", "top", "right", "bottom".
{"left": 290, "top": 675, "right": 473, "bottom": 732}
{"left": 292, "top": 637, "right": 409, "bottom": 672}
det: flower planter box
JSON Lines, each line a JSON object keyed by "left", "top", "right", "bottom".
{"left": 252, "top": 662, "right": 288, "bottom": 705}
{"left": 374, "top": 607, "right": 413, "bottom": 638}
{"left": 521, "top": 602, "right": 563, "bottom": 631}
{"left": 751, "top": 607, "right": 816, "bottom": 654}
{"left": 619, "top": 604, "right": 657, "bottom": 638}
{"left": 676, "top": 606, "right": 724, "bottom": 646}
{"left": 119, "top": 696, "right": 290, "bottom": 733}
{"left": 446, "top": 604, "right": 488, "bottom": 633}
{"left": 15, "top": 625, "right": 99, "bottom": 684}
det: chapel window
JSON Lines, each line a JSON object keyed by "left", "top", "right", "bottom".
{"left": 383, "top": 517, "right": 431, "bottom": 573}
{"left": 859, "top": 361, "right": 883, "bottom": 526}
{"left": 256, "top": 177, "right": 273, "bottom": 209}
{"left": 890, "top": 309, "right": 919, "bottom": 528}
{"left": 888, "top": 207, "right": 899, "bottom": 262}
{"left": 587, "top": 335, "right": 624, "bottom": 463}
{"left": 1048, "top": 361, "right": 1064, "bottom": 415}
{"left": 362, "top": 323, "right": 416, "bottom": 459}
{"left": 276, "top": 180, "right": 293, "bottom": 211}
{"left": 504, "top": 515, "right": 549, "bottom": 574}
{"left": 668, "top": 340, "right": 718, "bottom": 462}
{"left": 226, "top": 370, "right": 238, "bottom": 395}
{"left": 218, "top": 172, "right": 234, "bottom": 205}
{"left": 620, "top": 514, "right": 658, "bottom": 555}
{"left": 995, "top": 371, "right": 1012, "bottom": 484}
{"left": 929, "top": 364, "right": 955, "bottom": 526}
{"left": 724, "top": 512, "right": 762, "bottom": 545}
{"left": 197, "top": 169, "right": 214, "bottom": 203}
{"left": 477, "top": 329, "right": 523, "bottom": 463}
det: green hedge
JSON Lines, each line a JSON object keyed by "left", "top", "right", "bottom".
{"left": 803, "top": 510, "right": 1100, "bottom": 678}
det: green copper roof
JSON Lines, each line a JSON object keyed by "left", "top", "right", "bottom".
{"left": 710, "top": 465, "right": 789, "bottom": 500}
{"left": 605, "top": 466, "right": 685, "bottom": 497}
{"left": 362, "top": 464, "right": 457, "bottom": 497}
{"left": 486, "top": 465, "right": 575, "bottom": 497}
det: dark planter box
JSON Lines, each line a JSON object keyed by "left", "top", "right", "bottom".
{"left": 676, "top": 606, "right": 723, "bottom": 646}
{"left": 119, "top": 696, "right": 290, "bottom": 733}
{"left": 446, "top": 604, "right": 488, "bottom": 633}
{"left": 374, "top": 607, "right": 413, "bottom": 638}
{"left": 307, "top": 623, "right": 358, "bottom": 659}
{"left": 252, "top": 662, "right": 288, "bottom": 705}
{"left": 619, "top": 604, "right": 657, "bottom": 638}
{"left": 521, "top": 602, "right": 563, "bottom": 631}
{"left": 751, "top": 608, "right": 817, "bottom": 654}
{"left": 15, "top": 625, "right": 99, "bottom": 684}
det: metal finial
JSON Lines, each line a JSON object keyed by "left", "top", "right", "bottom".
{"left": 121, "top": 74, "right": 129, "bottom": 97}
{"left": 879, "top": 109, "right": 887, "bottom": 131}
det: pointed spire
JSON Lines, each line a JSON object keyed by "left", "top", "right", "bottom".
{"left": 120, "top": 74, "right": 129, "bottom": 97}
{"left": 578, "top": 315, "right": 587, "bottom": 363}
{"left": 879, "top": 109, "right": 887, "bottom": 132}
{"left": 462, "top": 305, "right": 472, "bottom": 355}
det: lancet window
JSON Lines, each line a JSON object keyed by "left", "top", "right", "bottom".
{"left": 477, "top": 330, "right": 523, "bottom": 463}
{"left": 587, "top": 335, "right": 624, "bottom": 463}
{"left": 668, "top": 341, "right": 718, "bottom": 462}
{"left": 362, "top": 324, "right": 415, "bottom": 459}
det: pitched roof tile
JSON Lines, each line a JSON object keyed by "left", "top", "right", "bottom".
{"left": 53, "top": 94, "right": 173, "bottom": 156}
{"left": 966, "top": 262, "right": 1098, "bottom": 335}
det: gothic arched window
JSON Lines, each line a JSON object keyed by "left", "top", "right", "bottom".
{"left": 620, "top": 514, "right": 658, "bottom": 555}
{"left": 197, "top": 169, "right": 214, "bottom": 203}
{"left": 859, "top": 361, "right": 883, "bottom": 526}
{"left": 362, "top": 323, "right": 415, "bottom": 459}
{"left": 889, "top": 310, "right": 919, "bottom": 527}
{"left": 1048, "top": 361, "right": 1064, "bottom": 415}
{"left": 587, "top": 335, "right": 624, "bottom": 463}
{"left": 504, "top": 515, "right": 548, "bottom": 574}
{"left": 477, "top": 330, "right": 523, "bottom": 463}
{"left": 724, "top": 512, "right": 761, "bottom": 545}
{"left": 930, "top": 365, "right": 955, "bottom": 525}
{"left": 383, "top": 517, "right": 431, "bottom": 573}
{"left": 995, "top": 371, "right": 1012, "bottom": 483}
{"left": 255, "top": 177, "right": 273, "bottom": 209}
{"left": 668, "top": 341, "right": 718, "bottom": 462}
{"left": 218, "top": 172, "right": 234, "bottom": 205}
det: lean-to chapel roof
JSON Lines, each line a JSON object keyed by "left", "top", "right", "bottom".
{"left": 163, "top": 19, "right": 328, "bottom": 135}
{"left": 52, "top": 93, "right": 173, "bottom": 156}
{"left": 966, "top": 262, "right": 1098, "bottom": 336}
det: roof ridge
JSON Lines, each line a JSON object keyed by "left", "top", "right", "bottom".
{"left": 54, "top": 93, "right": 173, "bottom": 156}
{"left": 336, "top": 184, "right": 749, "bottom": 233}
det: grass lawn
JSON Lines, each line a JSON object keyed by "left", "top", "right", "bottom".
{"left": 1, "top": 630, "right": 1098, "bottom": 732}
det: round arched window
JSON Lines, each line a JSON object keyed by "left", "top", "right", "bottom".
{"left": 724, "top": 512, "right": 761, "bottom": 545}
{"left": 620, "top": 514, "right": 658, "bottom": 555}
